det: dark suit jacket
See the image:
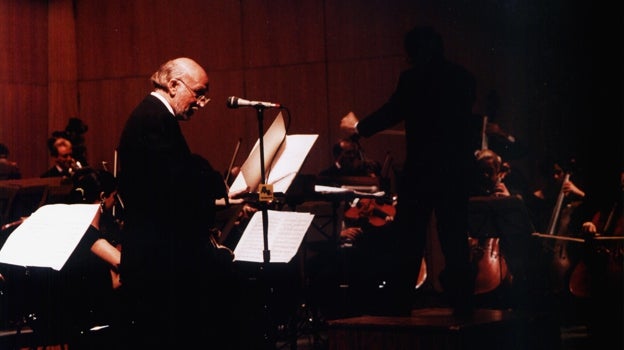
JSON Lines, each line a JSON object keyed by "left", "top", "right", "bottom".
{"left": 40, "top": 165, "right": 67, "bottom": 178}
{"left": 117, "top": 95, "right": 216, "bottom": 297}
{"left": 356, "top": 59, "right": 477, "bottom": 196}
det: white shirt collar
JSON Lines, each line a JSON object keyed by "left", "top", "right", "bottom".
{"left": 151, "top": 91, "right": 175, "bottom": 116}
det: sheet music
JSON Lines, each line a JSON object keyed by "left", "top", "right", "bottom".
{"left": 233, "top": 210, "right": 314, "bottom": 263}
{"left": 229, "top": 112, "right": 318, "bottom": 195}
{"left": 314, "top": 185, "right": 353, "bottom": 193}
{"left": 266, "top": 134, "right": 318, "bottom": 193}
{"left": 0, "top": 204, "right": 99, "bottom": 270}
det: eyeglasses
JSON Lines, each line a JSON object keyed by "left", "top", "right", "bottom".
{"left": 177, "top": 79, "right": 210, "bottom": 105}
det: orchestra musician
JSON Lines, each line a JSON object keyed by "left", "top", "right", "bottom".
{"left": 527, "top": 156, "right": 586, "bottom": 235}
{"left": 40, "top": 136, "right": 82, "bottom": 178}
{"left": 469, "top": 149, "right": 535, "bottom": 309}
{"left": 473, "top": 149, "right": 512, "bottom": 198}
{"left": 23, "top": 167, "right": 122, "bottom": 348}
{"left": 304, "top": 134, "right": 392, "bottom": 317}
{"left": 318, "top": 137, "right": 381, "bottom": 182}
{"left": 0, "top": 143, "right": 21, "bottom": 180}
{"left": 570, "top": 166, "right": 623, "bottom": 348}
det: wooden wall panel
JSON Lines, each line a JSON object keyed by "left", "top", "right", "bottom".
{"left": 239, "top": 63, "right": 329, "bottom": 175}
{"left": 0, "top": 1, "right": 49, "bottom": 178}
{"left": 48, "top": 0, "right": 78, "bottom": 140}
{"left": 0, "top": 1, "right": 48, "bottom": 83}
{"left": 75, "top": 0, "right": 244, "bottom": 80}
{"left": 0, "top": 83, "right": 49, "bottom": 178}
{"left": 242, "top": 0, "right": 326, "bottom": 68}
{"left": 77, "top": 77, "right": 150, "bottom": 170}
{"left": 75, "top": 1, "right": 144, "bottom": 79}
{"left": 324, "top": 0, "right": 422, "bottom": 62}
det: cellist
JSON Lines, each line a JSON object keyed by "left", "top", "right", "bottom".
{"left": 568, "top": 166, "right": 623, "bottom": 348}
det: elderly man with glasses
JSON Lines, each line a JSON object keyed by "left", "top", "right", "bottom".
{"left": 116, "top": 57, "right": 238, "bottom": 348}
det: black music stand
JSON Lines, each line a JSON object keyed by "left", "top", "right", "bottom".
{"left": 230, "top": 106, "right": 317, "bottom": 349}
{"left": 251, "top": 106, "right": 286, "bottom": 349}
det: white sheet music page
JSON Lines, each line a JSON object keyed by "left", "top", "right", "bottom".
{"left": 228, "top": 112, "right": 318, "bottom": 195}
{"left": 266, "top": 134, "right": 318, "bottom": 193}
{"left": 0, "top": 204, "right": 99, "bottom": 270}
{"left": 233, "top": 209, "right": 314, "bottom": 263}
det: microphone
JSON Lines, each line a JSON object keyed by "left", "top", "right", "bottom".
{"left": 226, "top": 96, "right": 281, "bottom": 109}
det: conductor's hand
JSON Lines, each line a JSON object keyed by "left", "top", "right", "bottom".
{"left": 340, "top": 111, "right": 359, "bottom": 136}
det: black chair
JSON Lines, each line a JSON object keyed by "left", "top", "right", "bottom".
{"left": 0, "top": 185, "right": 19, "bottom": 228}
{"left": 2, "top": 184, "right": 49, "bottom": 225}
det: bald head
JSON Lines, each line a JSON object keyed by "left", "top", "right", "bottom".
{"left": 151, "top": 57, "right": 208, "bottom": 89}
{"left": 151, "top": 57, "right": 210, "bottom": 120}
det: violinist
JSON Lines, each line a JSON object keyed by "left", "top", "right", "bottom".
{"left": 40, "top": 136, "right": 82, "bottom": 178}
{"left": 308, "top": 137, "right": 397, "bottom": 317}
{"left": 306, "top": 192, "right": 399, "bottom": 319}
{"left": 318, "top": 137, "right": 381, "bottom": 180}
{"left": 25, "top": 167, "right": 122, "bottom": 348}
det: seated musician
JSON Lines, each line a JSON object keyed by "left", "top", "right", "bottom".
{"left": 526, "top": 156, "right": 586, "bottom": 235}
{"left": 309, "top": 145, "right": 397, "bottom": 318}
{"left": 317, "top": 137, "right": 381, "bottom": 188}
{"left": 306, "top": 194, "right": 398, "bottom": 319}
{"left": 0, "top": 143, "right": 21, "bottom": 180}
{"left": 40, "top": 137, "right": 82, "bottom": 179}
{"left": 24, "top": 167, "right": 122, "bottom": 347}
{"left": 577, "top": 167, "right": 623, "bottom": 237}
{"left": 469, "top": 149, "right": 536, "bottom": 309}
{"left": 569, "top": 166, "right": 623, "bottom": 348}
{"left": 473, "top": 149, "right": 512, "bottom": 197}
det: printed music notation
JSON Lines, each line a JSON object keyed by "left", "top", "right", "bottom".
{"left": 0, "top": 204, "right": 99, "bottom": 270}
{"left": 233, "top": 210, "right": 314, "bottom": 263}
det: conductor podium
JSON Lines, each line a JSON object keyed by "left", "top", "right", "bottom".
{"left": 327, "top": 308, "right": 528, "bottom": 350}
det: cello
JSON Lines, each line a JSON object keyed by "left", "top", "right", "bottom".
{"left": 468, "top": 143, "right": 513, "bottom": 295}
{"left": 545, "top": 172, "right": 574, "bottom": 294}
{"left": 569, "top": 178, "right": 624, "bottom": 298}
{"left": 540, "top": 166, "right": 585, "bottom": 296}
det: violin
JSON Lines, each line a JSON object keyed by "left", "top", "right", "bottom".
{"left": 344, "top": 196, "right": 396, "bottom": 227}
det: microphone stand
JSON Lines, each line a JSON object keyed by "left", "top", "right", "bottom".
{"left": 254, "top": 107, "right": 270, "bottom": 264}
{"left": 253, "top": 106, "right": 276, "bottom": 349}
